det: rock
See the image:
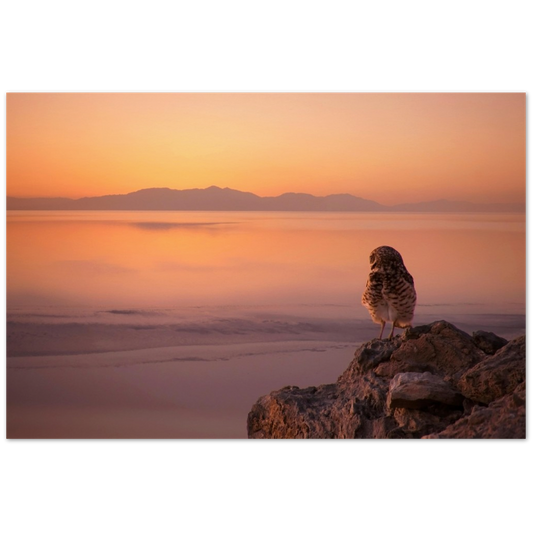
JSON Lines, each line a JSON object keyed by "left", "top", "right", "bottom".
{"left": 348, "top": 338, "right": 401, "bottom": 373}
{"left": 387, "top": 372, "right": 464, "bottom": 409}
{"left": 374, "top": 321, "right": 485, "bottom": 385}
{"left": 457, "top": 336, "right": 525, "bottom": 404}
{"left": 424, "top": 383, "right": 525, "bottom": 439}
{"left": 472, "top": 330, "right": 508, "bottom": 355}
{"left": 247, "top": 320, "right": 525, "bottom": 439}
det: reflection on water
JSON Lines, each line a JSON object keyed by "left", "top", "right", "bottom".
{"left": 7, "top": 210, "right": 526, "bottom": 314}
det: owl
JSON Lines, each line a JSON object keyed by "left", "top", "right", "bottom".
{"left": 361, "top": 246, "right": 417, "bottom": 340}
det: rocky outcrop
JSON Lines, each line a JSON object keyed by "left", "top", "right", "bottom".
{"left": 247, "top": 321, "right": 525, "bottom": 439}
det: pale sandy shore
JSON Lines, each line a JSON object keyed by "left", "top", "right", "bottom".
{"left": 7, "top": 340, "right": 356, "bottom": 439}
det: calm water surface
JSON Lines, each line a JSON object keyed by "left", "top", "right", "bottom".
{"left": 7, "top": 210, "right": 525, "bottom": 314}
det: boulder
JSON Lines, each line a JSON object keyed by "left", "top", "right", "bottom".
{"left": 387, "top": 372, "right": 464, "bottom": 410}
{"left": 457, "top": 336, "right": 525, "bottom": 404}
{"left": 472, "top": 330, "right": 508, "bottom": 355}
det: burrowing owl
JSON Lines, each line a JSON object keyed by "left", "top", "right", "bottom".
{"left": 361, "top": 246, "right": 417, "bottom": 340}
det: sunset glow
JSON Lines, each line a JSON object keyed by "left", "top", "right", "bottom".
{"left": 6, "top": 93, "right": 525, "bottom": 205}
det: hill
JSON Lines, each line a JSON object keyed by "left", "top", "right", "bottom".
{"left": 6, "top": 186, "right": 525, "bottom": 212}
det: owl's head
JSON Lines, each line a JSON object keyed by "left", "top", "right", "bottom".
{"left": 369, "top": 246, "right": 405, "bottom": 269}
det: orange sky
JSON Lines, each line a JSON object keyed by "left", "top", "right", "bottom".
{"left": 6, "top": 93, "right": 525, "bottom": 204}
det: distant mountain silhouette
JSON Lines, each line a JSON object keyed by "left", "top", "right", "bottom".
{"left": 6, "top": 186, "right": 525, "bottom": 212}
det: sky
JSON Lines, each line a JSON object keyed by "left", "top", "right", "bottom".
{"left": 6, "top": 93, "right": 525, "bottom": 205}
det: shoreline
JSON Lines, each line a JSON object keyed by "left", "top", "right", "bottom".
{"left": 7, "top": 340, "right": 356, "bottom": 439}
{"left": 6, "top": 310, "right": 526, "bottom": 359}
{"left": 6, "top": 309, "right": 526, "bottom": 439}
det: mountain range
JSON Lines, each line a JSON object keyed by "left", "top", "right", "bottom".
{"left": 6, "top": 186, "right": 525, "bottom": 212}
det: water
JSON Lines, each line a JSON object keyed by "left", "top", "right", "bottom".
{"left": 6, "top": 211, "right": 526, "bottom": 438}
{"left": 6, "top": 210, "right": 525, "bottom": 316}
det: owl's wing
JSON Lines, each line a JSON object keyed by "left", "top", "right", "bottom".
{"left": 362, "top": 270, "right": 384, "bottom": 306}
{"left": 401, "top": 269, "right": 414, "bottom": 287}
{"left": 381, "top": 267, "right": 416, "bottom": 303}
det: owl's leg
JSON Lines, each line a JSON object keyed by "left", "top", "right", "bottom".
{"left": 388, "top": 322, "right": 396, "bottom": 340}
{"left": 378, "top": 320, "right": 386, "bottom": 340}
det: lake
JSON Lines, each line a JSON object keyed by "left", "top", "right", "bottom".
{"left": 6, "top": 211, "right": 526, "bottom": 438}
